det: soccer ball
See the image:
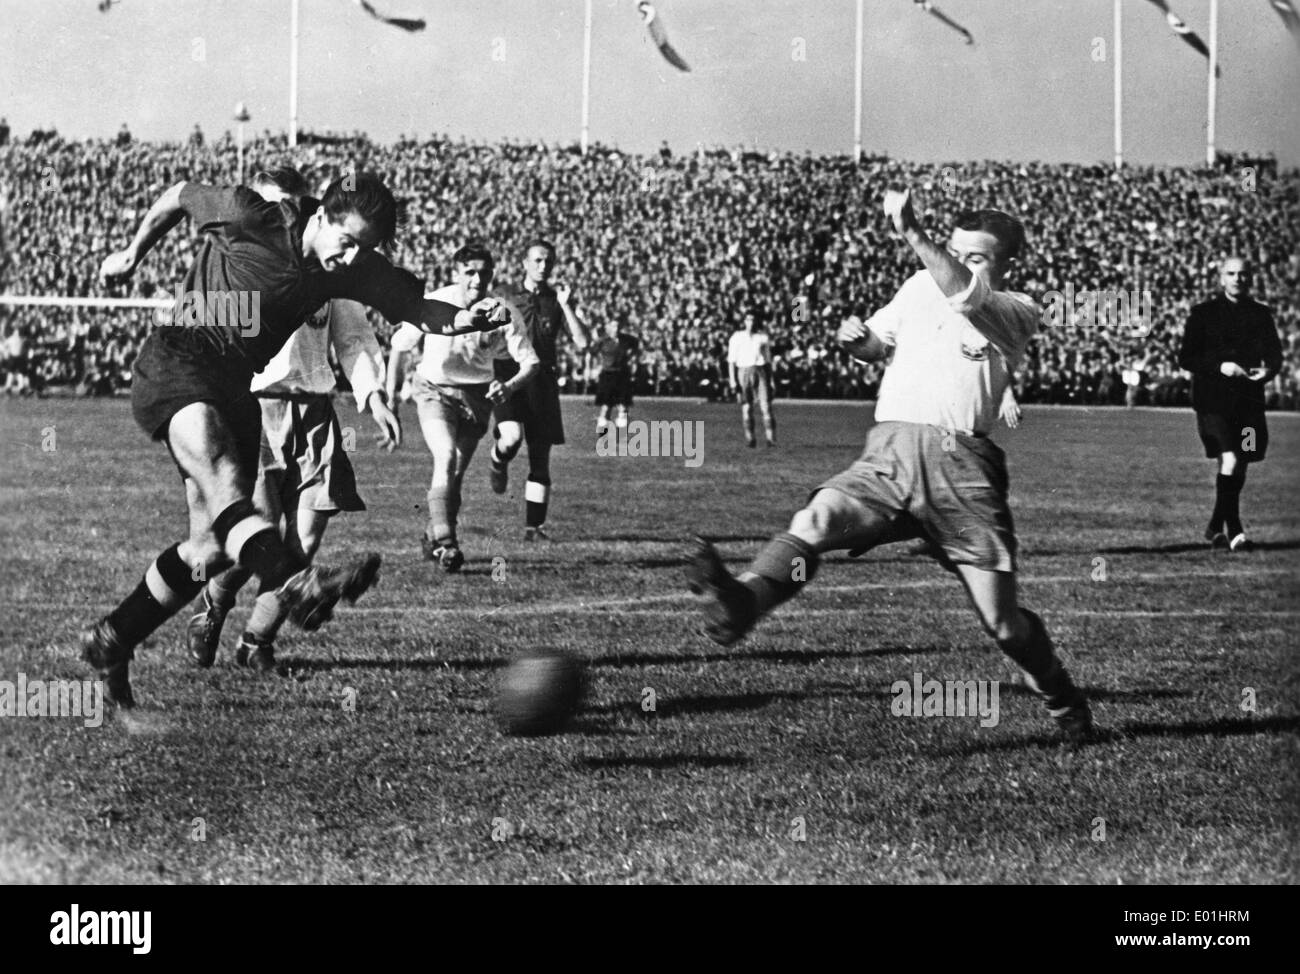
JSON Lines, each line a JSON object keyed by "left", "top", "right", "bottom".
{"left": 496, "top": 650, "right": 585, "bottom": 736}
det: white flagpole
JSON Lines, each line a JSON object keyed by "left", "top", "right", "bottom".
{"left": 580, "top": 0, "right": 593, "bottom": 155}
{"left": 1206, "top": 0, "right": 1218, "bottom": 166}
{"left": 1113, "top": 0, "right": 1123, "bottom": 168}
{"left": 289, "top": 0, "right": 300, "bottom": 148}
{"left": 853, "top": 0, "right": 864, "bottom": 162}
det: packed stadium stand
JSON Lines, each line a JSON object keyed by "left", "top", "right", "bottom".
{"left": 3, "top": 128, "right": 1297, "bottom": 407}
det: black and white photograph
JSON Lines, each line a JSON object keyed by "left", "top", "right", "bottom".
{"left": 0, "top": 0, "right": 1296, "bottom": 911}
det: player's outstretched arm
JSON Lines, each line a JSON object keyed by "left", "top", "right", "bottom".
{"left": 99, "top": 181, "right": 188, "bottom": 286}
{"left": 883, "top": 187, "right": 971, "bottom": 298}
{"left": 837, "top": 315, "right": 889, "bottom": 363}
{"left": 417, "top": 297, "right": 511, "bottom": 337}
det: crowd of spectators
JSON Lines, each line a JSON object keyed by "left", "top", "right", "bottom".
{"left": 2, "top": 126, "right": 1298, "bottom": 409}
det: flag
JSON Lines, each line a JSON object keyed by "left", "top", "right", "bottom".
{"left": 636, "top": 2, "right": 690, "bottom": 72}
{"left": 1266, "top": 0, "right": 1300, "bottom": 45}
{"left": 354, "top": 0, "right": 425, "bottom": 33}
{"left": 1144, "top": 0, "right": 1212, "bottom": 60}
{"left": 911, "top": 1, "right": 974, "bottom": 46}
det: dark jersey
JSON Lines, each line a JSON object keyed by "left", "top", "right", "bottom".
{"left": 160, "top": 183, "right": 457, "bottom": 373}
{"left": 592, "top": 333, "right": 639, "bottom": 374}
{"left": 1178, "top": 294, "right": 1282, "bottom": 413}
{"left": 493, "top": 280, "right": 565, "bottom": 379}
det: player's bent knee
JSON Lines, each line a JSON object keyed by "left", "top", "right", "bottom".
{"left": 178, "top": 537, "right": 232, "bottom": 579}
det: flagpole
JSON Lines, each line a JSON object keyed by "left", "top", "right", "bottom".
{"left": 1113, "top": 0, "right": 1123, "bottom": 168}
{"left": 1206, "top": 0, "right": 1218, "bottom": 167}
{"left": 580, "top": 0, "right": 593, "bottom": 155}
{"left": 853, "top": 0, "right": 864, "bottom": 162}
{"left": 289, "top": 0, "right": 300, "bottom": 148}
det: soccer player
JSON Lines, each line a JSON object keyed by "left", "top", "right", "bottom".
{"left": 387, "top": 243, "right": 539, "bottom": 571}
{"left": 687, "top": 187, "right": 1094, "bottom": 742}
{"left": 487, "top": 240, "right": 589, "bottom": 540}
{"left": 86, "top": 171, "right": 508, "bottom": 708}
{"left": 590, "top": 316, "right": 640, "bottom": 435}
{"left": 727, "top": 310, "right": 775, "bottom": 447}
{"left": 185, "top": 167, "right": 403, "bottom": 673}
{"left": 1177, "top": 257, "right": 1282, "bottom": 551}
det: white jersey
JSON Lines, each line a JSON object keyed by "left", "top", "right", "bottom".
{"left": 251, "top": 299, "right": 384, "bottom": 411}
{"left": 870, "top": 270, "right": 1039, "bottom": 436}
{"left": 390, "top": 285, "right": 537, "bottom": 386}
{"left": 727, "top": 330, "right": 772, "bottom": 368}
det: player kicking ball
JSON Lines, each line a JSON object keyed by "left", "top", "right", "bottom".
{"left": 687, "top": 187, "right": 1094, "bottom": 743}
{"left": 86, "top": 171, "right": 508, "bottom": 709}
{"left": 186, "top": 168, "right": 403, "bottom": 673}
{"left": 387, "top": 243, "right": 539, "bottom": 571}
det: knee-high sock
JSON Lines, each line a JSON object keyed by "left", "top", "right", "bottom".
{"left": 212, "top": 500, "right": 301, "bottom": 589}
{"left": 525, "top": 477, "right": 550, "bottom": 528}
{"left": 1219, "top": 470, "right": 1246, "bottom": 537}
{"left": 427, "top": 485, "right": 455, "bottom": 546}
{"left": 761, "top": 405, "right": 776, "bottom": 443}
{"left": 996, "top": 609, "right": 1082, "bottom": 713}
{"left": 244, "top": 583, "right": 290, "bottom": 645}
{"left": 106, "top": 543, "right": 208, "bottom": 651}
{"left": 738, "top": 533, "right": 819, "bottom": 614}
{"left": 206, "top": 565, "right": 251, "bottom": 612}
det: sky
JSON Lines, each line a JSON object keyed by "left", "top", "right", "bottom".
{"left": 2, "top": 0, "right": 1297, "bottom": 168}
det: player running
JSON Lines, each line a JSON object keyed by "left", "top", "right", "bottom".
{"left": 1177, "top": 257, "right": 1282, "bottom": 551}
{"left": 185, "top": 167, "right": 403, "bottom": 673}
{"left": 590, "top": 316, "right": 640, "bottom": 436}
{"left": 727, "top": 310, "right": 776, "bottom": 448}
{"left": 687, "top": 187, "right": 1094, "bottom": 743}
{"left": 86, "top": 171, "right": 508, "bottom": 708}
{"left": 487, "top": 240, "right": 589, "bottom": 540}
{"left": 387, "top": 243, "right": 539, "bottom": 571}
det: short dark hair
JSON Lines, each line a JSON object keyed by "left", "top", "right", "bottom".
{"left": 954, "top": 209, "right": 1026, "bottom": 261}
{"left": 452, "top": 242, "right": 495, "bottom": 270}
{"left": 321, "top": 172, "right": 401, "bottom": 249}
{"left": 523, "top": 239, "right": 556, "bottom": 259}
{"left": 251, "top": 166, "right": 308, "bottom": 198}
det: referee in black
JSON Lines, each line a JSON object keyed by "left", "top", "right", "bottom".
{"left": 1177, "top": 257, "right": 1282, "bottom": 551}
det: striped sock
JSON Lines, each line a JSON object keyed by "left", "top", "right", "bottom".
{"left": 106, "top": 544, "right": 207, "bottom": 650}
{"left": 525, "top": 479, "right": 550, "bottom": 529}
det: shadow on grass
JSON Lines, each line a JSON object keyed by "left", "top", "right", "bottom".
{"left": 933, "top": 714, "right": 1299, "bottom": 757}
{"left": 1098, "top": 539, "right": 1300, "bottom": 555}
{"left": 576, "top": 753, "right": 750, "bottom": 771}
{"left": 586, "top": 685, "right": 888, "bottom": 719}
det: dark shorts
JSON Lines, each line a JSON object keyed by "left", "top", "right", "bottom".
{"left": 257, "top": 394, "right": 363, "bottom": 514}
{"left": 493, "top": 367, "right": 565, "bottom": 446}
{"left": 595, "top": 370, "right": 634, "bottom": 408}
{"left": 817, "top": 421, "right": 1017, "bottom": 573}
{"left": 131, "top": 330, "right": 261, "bottom": 480}
{"left": 411, "top": 374, "right": 494, "bottom": 442}
{"left": 736, "top": 366, "right": 771, "bottom": 407}
{"left": 1196, "top": 409, "right": 1268, "bottom": 462}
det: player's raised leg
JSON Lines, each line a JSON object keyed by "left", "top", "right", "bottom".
{"left": 953, "top": 564, "right": 1092, "bottom": 741}
{"left": 687, "top": 487, "right": 897, "bottom": 645}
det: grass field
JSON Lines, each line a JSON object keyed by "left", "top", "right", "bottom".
{"left": 1, "top": 395, "right": 1297, "bottom": 884}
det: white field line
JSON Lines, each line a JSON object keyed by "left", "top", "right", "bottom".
{"left": 5, "top": 568, "right": 1294, "bottom": 618}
